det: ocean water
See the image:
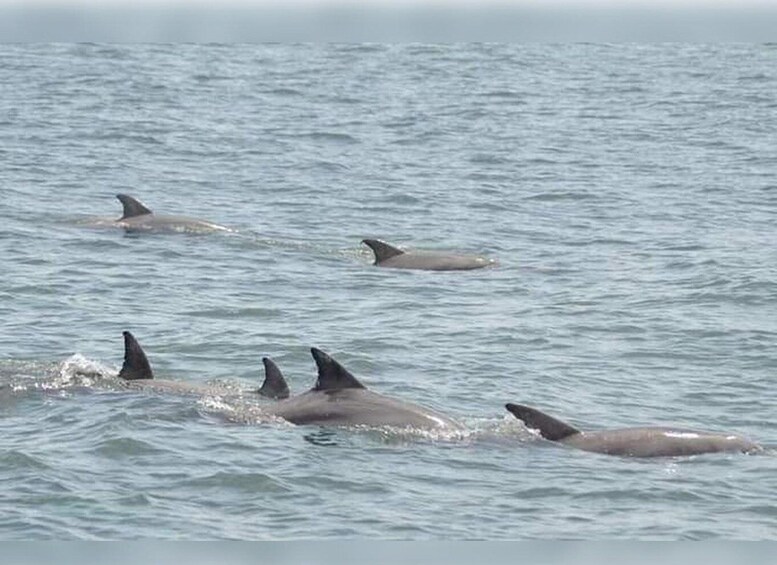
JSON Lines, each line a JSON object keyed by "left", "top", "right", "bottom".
{"left": 0, "top": 43, "right": 775, "bottom": 540}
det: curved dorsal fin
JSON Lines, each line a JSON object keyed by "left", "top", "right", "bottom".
{"left": 505, "top": 403, "right": 580, "bottom": 441}
{"left": 116, "top": 194, "right": 153, "bottom": 219}
{"left": 362, "top": 239, "right": 405, "bottom": 264}
{"left": 258, "top": 357, "right": 290, "bottom": 399}
{"left": 310, "top": 348, "right": 366, "bottom": 392}
{"left": 119, "top": 331, "right": 154, "bottom": 380}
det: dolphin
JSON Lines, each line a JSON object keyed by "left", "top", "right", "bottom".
{"left": 505, "top": 403, "right": 762, "bottom": 457}
{"left": 118, "top": 331, "right": 283, "bottom": 398}
{"left": 114, "top": 194, "right": 229, "bottom": 233}
{"left": 262, "top": 348, "right": 462, "bottom": 431}
{"left": 362, "top": 239, "right": 495, "bottom": 271}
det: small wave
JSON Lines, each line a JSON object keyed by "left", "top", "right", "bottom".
{"left": 343, "top": 424, "right": 473, "bottom": 444}
{"left": 267, "top": 87, "right": 303, "bottom": 96}
{"left": 524, "top": 191, "right": 599, "bottom": 202}
{"left": 382, "top": 193, "right": 422, "bottom": 205}
{"left": 193, "top": 73, "right": 230, "bottom": 82}
{"left": 6, "top": 355, "right": 116, "bottom": 393}
{"left": 0, "top": 450, "right": 52, "bottom": 470}
{"left": 468, "top": 153, "right": 512, "bottom": 165}
{"left": 564, "top": 238, "right": 636, "bottom": 247}
{"left": 183, "top": 306, "right": 283, "bottom": 319}
{"left": 198, "top": 396, "right": 290, "bottom": 426}
{"left": 59, "top": 354, "right": 115, "bottom": 381}
{"left": 329, "top": 95, "right": 363, "bottom": 105}
{"left": 181, "top": 471, "right": 290, "bottom": 493}
{"left": 293, "top": 132, "right": 360, "bottom": 144}
{"left": 92, "top": 437, "right": 167, "bottom": 457}
{"left": 91, "top": 132, "right": 165, "bottom": 145}
{"left": 300, "top": 415, "right": 535, "bottom": 445}
{"left": 308, "top": 159, "right": 351, "bottom": 172}
{"left": 481, "top": 90, "right": 527, "bottom": 102}
{"left": 381, "top": 117, "right": 418, "bottom": 129}
{"left": 115, "top": 493, "right": 153, "bottom": 506}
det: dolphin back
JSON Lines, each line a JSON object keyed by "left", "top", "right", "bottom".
{"left": 119, "top": 331, "right": 154, "bottom": 380}
{"left": 562, "top": 427, "right": 763, "bottom": 457}
{"left": 259, "top": 357, "right": 291, "bottom": 399}
{"left": 505, "top": 403, "right": 580, "bottom": 441}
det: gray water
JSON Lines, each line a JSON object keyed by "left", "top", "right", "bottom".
{"left": 1, "top": 44, "right": 775, "bottom": 540}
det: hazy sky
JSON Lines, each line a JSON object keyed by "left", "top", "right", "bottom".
{"left": 0, "top": 1, "right": 775, "bottom": 41}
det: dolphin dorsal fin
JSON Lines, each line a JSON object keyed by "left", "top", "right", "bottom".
{"left": 259, "top": 357, "right": 290, "bottom": 399}
{"left": 119, "top": 331, "right": 154, "bottom": 380}
{"left": 362, "top": 239, "right": 405, "bottom": 264}
{"left": 505, "top": 404, "right": 579, "bottom": 441}
{"left": 310, "top": 348, "right": 366, "bottom": 392}
{"left": 116, "top": 194, "right": 153, "bottom": 219}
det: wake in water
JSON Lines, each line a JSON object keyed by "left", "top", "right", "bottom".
{"left": 74, "top": 213, "right": 374, "bottom": 266}
{"left": 197, "top": 393, "right": 533, "bottom": 446}
{"left": 0, "top": 354, "right": 115, "bottom": 393}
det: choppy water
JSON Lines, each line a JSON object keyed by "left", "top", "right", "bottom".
{"left": 1, "top": 44, "right": 776, "bottom": 540}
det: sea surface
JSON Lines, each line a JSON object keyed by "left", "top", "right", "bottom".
{"left": 0, "top": 44, "right": 775, "bottom": 540}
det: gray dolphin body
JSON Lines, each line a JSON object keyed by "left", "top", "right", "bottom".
{"left": 262, "top": 349, "right": 461, "bottom": 431}
{"left": 506, "top": 403, "right": 762, "bottom": 457}
{"left": 114, "top": 194, "right": 229, "bottom": 233}
{"left": 117, "top": 331, "right": 281, "bottom": 398}
{"left": 362, "top": 239, "right": 495, "bottom": 271}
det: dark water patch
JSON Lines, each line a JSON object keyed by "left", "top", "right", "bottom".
{"left": 267, "top": 87, "right": 303, "bottom": 96}
{"left": 337, "top": 44, "right": 387, "bottom": 54}
{"left": 524, "top": 191, "right": 600, "bottom": 202}
{"left": 192, "top": 73, "right": 232, "bottom": 83}
{"left": 0, "top": 450, "right": 52, "bottom": 470}
{"left": 468, "top": 153, "right": 512, "bottom": 165}
{"left": 328, "top": 95, "right": 363, "bottom": 105}
{"left": 657, "top": 244, "right": 708, "bottom": 252}
{"left": 562, "top": 237, "right": 637, "bottom": 247}
{"left": 305, "top": 160, "right": 352, "bottom": 173}
{"left": 480, "top": 90, "right": 527, "bottom": 101}
{"left": 289, "top": 132, "right": 360, "bottom": 144}
{"left": 380, "top": 117, "right": 418, "bottom": 129}
{"left": 115, "top": 493, "right": 153, "bottom": 507}
{"left": 183, "top": 307, "right": 283, "bottom": 319}
{"left": 379, "top": 193, "right": 422, "bottom": 205}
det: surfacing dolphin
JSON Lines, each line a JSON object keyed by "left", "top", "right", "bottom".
{"left": 262, "top": 348, "right": 462, "bottom": 431}
{"left": 118, "top": 331, "right": 280, "bottom": 398}
{"left": 114, "top": 194, "right": 230, "bottom": 233}
{"left": 362, "top": 239, "right": 495, "bottom": 271}
{"left": 505, "top": 403, "right": 762, "bottom": 458}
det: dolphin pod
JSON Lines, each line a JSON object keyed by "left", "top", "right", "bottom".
{"left": 118, "top": 331, "right": 459, "bottom": 431}
{"left": 113, "top": 331, "right": 763, "bottom": 456}
{"left": 505, "top": 403, "right": 762, "bottom": 457}
{"left": 114, "top": 194, "right": 230, "bottom": 233}
{"left": 107, "top": 196, "right": 497, "bottom": 270}
{"left": 362, "top": 238, "right": 495, "bottom": 271}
